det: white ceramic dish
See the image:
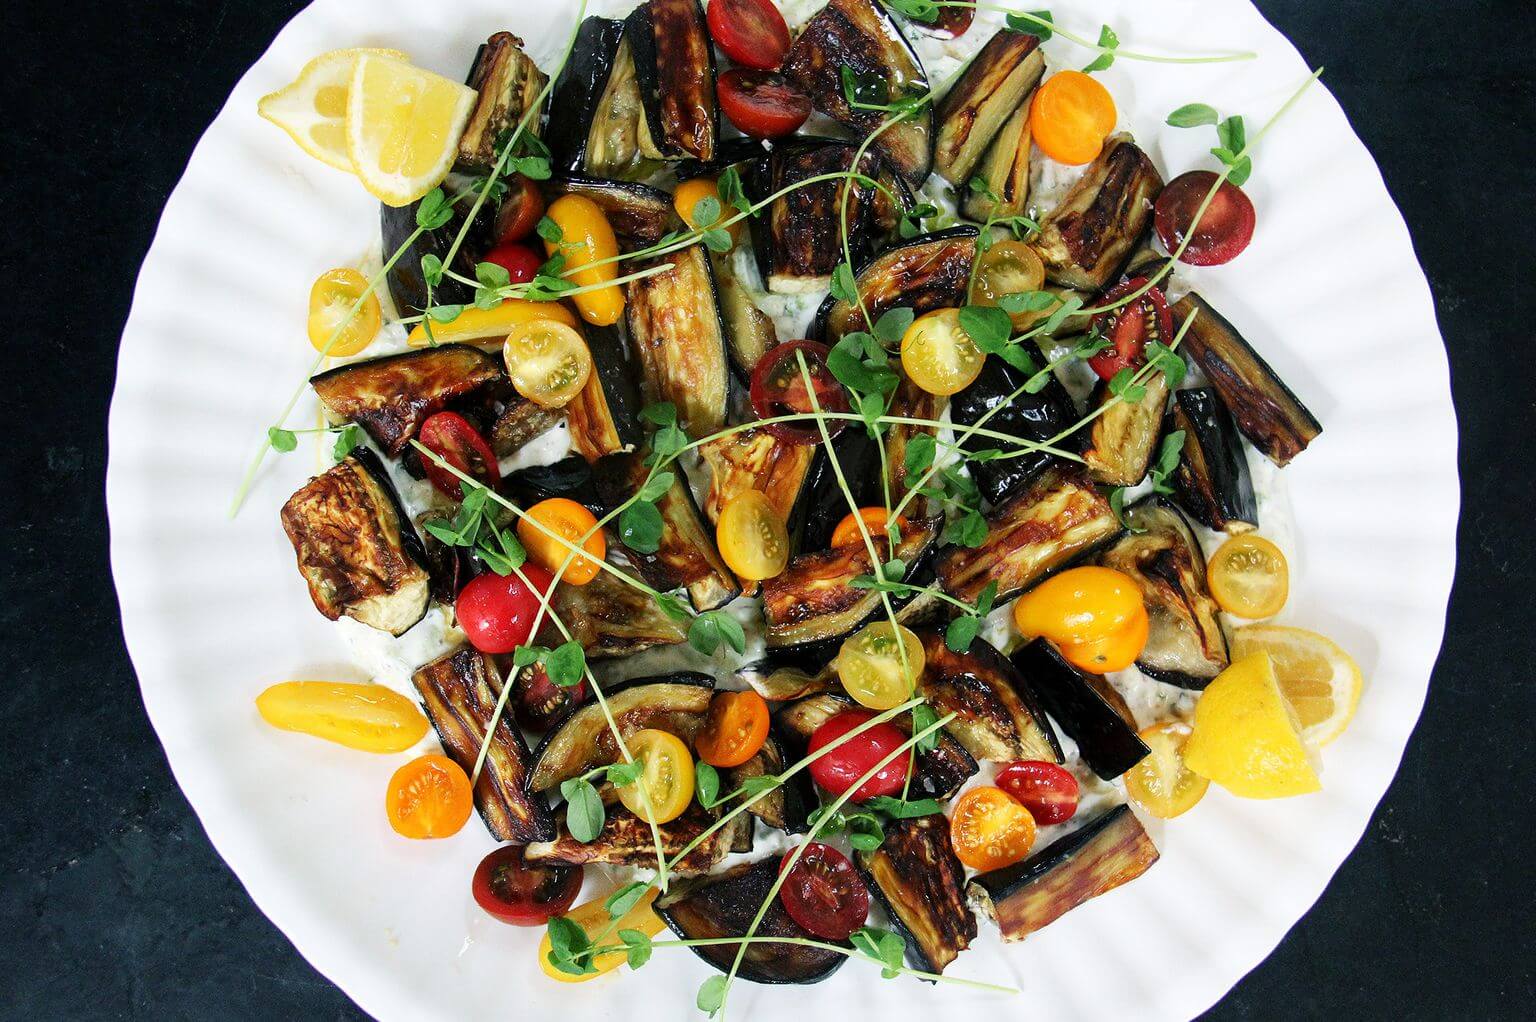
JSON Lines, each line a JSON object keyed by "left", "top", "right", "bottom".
{"left": 107, "top": 1, "right": 1458, "bottom": 1018}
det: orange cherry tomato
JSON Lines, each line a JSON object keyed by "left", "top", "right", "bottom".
{"left": 256, "top": 681, "right": 428, "bottom": 753}
{"left": 674, "top": 176, "right": 742, "bottom": 244}
{"left": 516, "top": 498, "right": 605, "bottom": 585}
{"left": 695, "top": 690, "right": 771, "bottom": 768}
{"left": 1029, "top": 71, "right": 1117, "bottom": 165}
{"left": 717, "top": 490, "right": 790, "bottom": 580}
{"left": 830, "top": 507, "right": 907, "bottom": 549}
{"left": 949, "top": 786, "right": 1037, "bottom": 871}
{"left": 1012, "top": 566, "right": 1149, "bottom": 671}
{"left": 385, "top": 754, "right": 473, "bottom": 839}
{"left": 543, "top": 194, "right": 624, "bottom": 326}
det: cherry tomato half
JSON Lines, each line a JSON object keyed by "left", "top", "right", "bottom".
{"left": 949, "top": 786, "right": 1037, "bottom": 871}
{"left": 482, "top": 241, "right": 543, "bottom": 285}
{"left": 256, "top": 681, "right": 428, "bottom": 753}
{"left": 901, "top": 308, "right": 985, "bottom": 396}
{"left": 778, "top": 843, "right": 870, "bottom": 941}
{"left": 995, "top": 760, "right": 1080, "bottom": 826}
{"left": 472, "top": 845, "right": 583, "bottom": 926}
{"left": 696, "top": 690, "right": 771, "bottom": 768}
{"left": 512, "top": 663, "right": 589, "bottom": 733}
{"left": 831, "top": 507, "right": 907, "bottom": 549}
{"left": 503, "top": 318, "right": 593, "bottom": 409}
{"left": 1088, "top": 278, "right": 1174, "bottom": 380}
{"left": 1030, "top": 71, "right": 1117, "bottom": 166}
{"left": 749, "top": 341, "right": 850, "bottom": 444}
{"left": 716, "top": 490, "right": 790, "bottom": 581}
{"left": 1123, "top": 721, "right": 1209, "bottom": 819}
{"left": 969, "top": 240, "right": 1047, "bottom": 332}
{"left": 718, "top": 69, "right": 813, "bottom": 140}
{"left": 837, "top": 621, "right": 925, "bottom": 711}
{"left": 494, "top": 173, "right": 546, "bottom": 243}
{"left": 706, "top": 0, "right": 792, "bottom": 70}
{"left": 923, "top": 6, "right": 975, "bottom": 38}
{"left": 456, "top": 564, "right": 554, "bottom": 654}
{"left": 385, "top": 754, "right": 473, "bottom": 839}
{"left": 618, "top": 729, "right": 695, "bottom": 825}
{"left": 1155, "top": 170, "right": 1257, "bottom": 267}
{"left": 516, "top": 497, "right": 605, "bottom": 585}
{"left": 807, "top": 710, "right": 910, "bottom": 802}
{"left": 308, "top": 267, "right": 381, "bottom": 357}
{"left": 419, "top": 411, "right": 501, "bottom": 498}
{"left": 1207, "top": 534, "right": 1289, "bottom": 619}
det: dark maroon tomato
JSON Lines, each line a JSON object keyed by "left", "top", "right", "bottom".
{"left": 995, "top": 760, "right": 1079, "bottom": 825}
{"left": 512, "top": 663, "right": 589, "bottom": 732}
{"left": 778, "top": 842, "right": 870, "bottom": 940}
{"left": 419, "top": 411, "right": 501, "bottom": 498}
{"left": 1087, "top": 277, "right": 1174, "bottom": 381}
{"left": 806, "top": 710, "right": 910, "bottom": 801}
{"left": 472, "top": 845, "right": 583, "bottom": 926}
{"left": 706, "top": 0, "right": 792, "bottom": 70}
{"left": 923, "top": 6, "right": 975, "bottom": 38}
{"left": 455, "top": 564, "right": 553, "bottom": 654}
{"left": 749, "top": 341, "right": 850, "bottom": 444}
{"left": 1154, "top": 170, "right": 1257, "bottom": 266}
{"left": 482, "top": 242, "right": 544, "bottom": 285}
{"left": 717, "top": 69, "right": 813, "bottom": 140}
{"left": 493, "top": 173, "right": 546, "bottom": 243}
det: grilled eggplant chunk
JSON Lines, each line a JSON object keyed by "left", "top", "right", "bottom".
{"left": 883, "top": 369, "right": 946, "bottom": 506}
{"left": 783, "top": 0, "right": 932, "bottom": 185}
{"left": 935, "top": 464, "right": 1121, "bottom": 604}
{"left": 1083, "top": 371, "right": 1169, "bottom": 487}
{"left": 933, "top": 30, "right": 1044, "bottom": 187}
{"left": 626, "top": 0, "right": 717, "bottom": 163}
{"left": 543, "top": 560, "right": 689, "bottom": 658}
{"left": 310, "top": 345, "right": 507, "bottom": 456}
{"left": 545, "top": 176, "right": 676, "bottom": 247}
{"left": 1100, "top": 500, "right": 1228, "bottom": 688}
{"left": 1174, "top": 293, "right": 1322, "bottom": 466}
{"left": 528, "top": 674, "right": 714, "bottom": 792}
{"left": 489, "top": 397, "right": 561, "bottom": 458}
{"left": 969, "top": 805, "right": 1158, "bottom": 940}
{"left": 712, "top": 249, "right": 779, "bottom": 377}
{"left": 280, "top": 451, "right": 431, "bottom": 635}
{"left": 381, "top": 194, "right": 497, "bottom": 314}
{"left": 659, "top": 858, "right": 848, "bottom": 984}
{"left": 1033, "top": 134, "right": 1163, "bottom": 291}
{"left": 502, "top": 456, "right": 603, "bottom": 514}
{"left": 752, "top": 140, "right": 889, "bottom": 294}
{"left": 964, "top": 100, "right": 1033, "bottom": 222}
{"left": 593, "top": 451, "right": 740, "bottom": 611}
{"left": 816, "top": 228, "right": 978, "bottom": 344}
{"left": 1010, "top": 639, "right": 1149, "bottom": 779}
{"left": 626, "top": 244, "right": 730, "bottom": 437}
{"left": 458, "top": 33, "right": 547, "bottom": 170}
{"left": 788, "top": 427, "right": 884, "bottom": 553}
{"left": 1167, "top": 387, "right": 1258, "bottom": 533}
{"left": 738, "top": 661, "right": 837, "bottom": 702}
{"left": 412, "top": 647, "right": 555, "bottom": 843}
{"left": 700, "top": 428, "right": 817, "bottom": 530}
{"left": 950, "top": 357, "right": 1081, "bottom": 505}
{"left": 726, "top": 732, "right": 813, "bottom": 834}
{"left": 566, "top": 323, "right": 644, "bottom": 462}
{"left": 916, "top": 632, "right": 1062, "bottom": 763}
{"left": 545, "top": 18, "right": 644, "bottom": 177}
{"left": 856, "top": 816, "right": 975, "bottom": 974}
{"left": 527, "top": 802, "right": 748, "bottom": 875}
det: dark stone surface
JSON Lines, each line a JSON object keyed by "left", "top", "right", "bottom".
{"left": 1, "top": 1, "right": 1531, "bottom": 1019}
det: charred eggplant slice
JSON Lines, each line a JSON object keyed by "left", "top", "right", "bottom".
{"left": 1174, "top": 293, "right": 1322, "bottom": 466}
{"left": 726, "top": 732, "right": 812, "bottom": 834}
{"left": 784, "top": 0, "right": 932, "bottom": 185}
{"left": 1167, "top": 387, "right": 1258, "bottom": 533}
{"left": 626, "top": 0, "right": 717, "bottom": 163}
{"left": 712, "top": 249, "right": 779, "bottom": 377}
{"left": 489, "top": 397, "right": 561, "bottom": 458}
{"left": 752, "top": 140, "right": 888, "bottom": 294}
{"left": 1083, "top": 371, "right": 1169, "bottom": 487}
{"left": 950, "top": 356, "right": 1082, "bottom": 505}
{"left": 658, "top": 858, "right": 848, "bottom": 984}
{"left": 543, "top": 560, "right": 689, "bottom": 658}
{"left": 969, "top": 804, "right": 1158, "bottom": 940}
{"left": 964, "top": 100, "right": 1033, "bottom": 222}
{"left": 916, "top": 632, "right": 1062, "bottom": 763}
{"left": 935, "top": 464, "right": 1121, "bottom": 604}
{"left": 280, "top": 451, "right": 431, "bottom": 635}
{"left": 412, "top": 647, "right": 555, "bottom": 843}
{"left": 788, "top": 427, "right": 884, "bottom": 554}
{"left": 816, "top": 228, "right": 978, "bottom": 344}
{"left": 933, "top": 29, "right": 1044, "bottom": 187}
{"left": 1010, "top": 639, "right": 1149, "bottom": 779}
{"left": 565, "top": 323, "right": 644, "bottom": 461}
{"left": 545, "top": 176, "right": 676, "bottom": 247}
{"left": 1032, "top": 134, "right": 1163, "bottom": 291}
{"left": 625, "top": 244, "right": 730, "bottom": 437}
{"left": 527, "top": 802, "right": 748, "bottom": 875}
{"left": 884, "top": 369, "right": 946, "bottom": 507}
{"left": 700, "top": 428, "right": 817, "bottom": 531}
{"left": 856, "top": 816, "right": 975, "bottom": 974}
{"left": 545, "top": 17, "right": 643, "bottom": 177}
{"left": 1100, "top": 500, "right": 1229, "bottom": 689}
{"left": 502, "top": 456, "right": 603, "bottom": 515}
{"left": 458, "top": 33, "right": 547, "bottom": 170}
{"left": 380, "top": 195, "right": 496, "bottom": 314}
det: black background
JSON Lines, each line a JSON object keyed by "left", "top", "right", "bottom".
{"left": 3, "top": 1, "right": 1532, "bottom": 1018}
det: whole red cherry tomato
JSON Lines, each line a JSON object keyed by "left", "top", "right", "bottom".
{"left": 482, "top": 242, "right": 544, "bottom": 285}
{"left": 455, "top": 564, "right": 553, "bottom": 654}
{"left": 472, "top": 845, "right": 583, "bottom": 925}
{"left": 806, "top": 710, "right": 910, "bottom": 801}
{"left": 778, "top": 843, "right": 870, "bottom": 940}
{"left": 995, "top": 760, "right": 1080, "bottom": 825}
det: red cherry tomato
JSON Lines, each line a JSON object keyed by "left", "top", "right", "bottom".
{"left": 749, "top": 341, "right": 850, "bottom": 445}
{"left": 1154, "top": 170, "right": 1257, "bottom": 266}
{"left": 778, "top": 842, "right": 870, "bottom": 940}
{"left": 494, "top": 174, "right": 546, "bottom": 243}
{"left": 418, "top": 411, "right": 501, "bottom": 498}
{"left": 472, "top": 845, "right": 583, "bottom": 926}
{"left": 995, "top": 760, "right": 1080, "bottom": 826}
{"left": 482, "top": 242, "right": 544, "bottom": 285}
{"left": 512, "top": 663, "right": 589, "bottom": 733}
{"left": 1087, "top": 277, "right": 1174, "bottom": 381}
{"left": 455, "top": 564, "right": 553, "bottom": 654}
{"left": 924, "top": 7, "right": 975, "bottom": 38}
{"left": 706, "top": 0, "right": 792, "bottom": 71}
{"left": 806, "top": 710, "right": 910, "bottom": 801}
{"left": 718, "top": 69, "right": 812, "bottom": 140}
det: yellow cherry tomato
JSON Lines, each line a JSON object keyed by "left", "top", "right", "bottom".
{"left": 1030, "top": 70, "right": 1117, "bottom": 165}
{"left": 255, "top": 681, "right": 429, "bottom": 752}
{"left": 539, "top": 887, "right": 666, "bottom": 982}
{"left": 503, "top": 318, "right": 593, "bottom": 409}
{"left": 1058, "top": 606, "right": 1149, "bottom": 674}
{"left": 674, "top": 176, "right": 741, "bottom": 244}
{"left": 837, "top": 621, "right": 925, "bottom": 710}
{"left": 1012, "top": 566, "right": 1149, "bottom": 673}
{"left": 517, "top": 498, "right": 606, "bottom": 585}
{"left": 544, "top": 194, "right": 624, "bottom": 326}
{"left": 1208, "top": 534, "right": 1289, "bottom": 619}
{"left": 716, "top": 490, "right": 790, "bottom": 581}
{"left": 900, "top": 308, "right": 985, "bottom": 396}
{"left": 617, "top": 729, "right": 695, "bottom": 825}
{"left": 969, "top": 240, "right": 1047, "bottom": 332}
{"left": 1123, "top": 721, "right": 1209, "bottom": 819}
{"left": 308, "top": 267, "right": 381, "bottom": 356}
{"left": 405, "top": 298, "right": 576, "bottom": 348}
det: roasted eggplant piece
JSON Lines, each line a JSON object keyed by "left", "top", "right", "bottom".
{"left": 916, "top": 632, "right": 1062, "bottom": 763}
{"left": 788, "top": 427, "right": 884, "bottom": 554}
{"left": 626, "top": 0, "right": 717, "bottom": 163}
{"left": 935, "top": 464, "right": 1121, "bottom": 604}
{"left": 544, "top": 176, "right": 676, "bottom": 248}
{"left": 950, "top": 356, "right": 1082, "bottom": 505}
{"left": 969, "top": 805, "right": 1159, "bottom": 940}
{"left": 963, "top": 100, "right": 1033, "bottom": 222}
{"left": 625, "top": 243, "right": 730, "bottom": 437}
{"left": 280, "top": 451, "right": 431, "bottom": 636}
{"left": 659, "top": 858, "right": 848, "bottom": 984}
{"left": 815, "top": 228, "right": 978, "bottom": 344}
{"left": 725, "top": 731, "right": 813, "bottom": 833}
{"left": 1010, "top": 639, "right": 1149, "bottom": 779}
{"left": 542, "top": 559, "right": 689, "bottom": 658}
{"left": 712, "top": 249, "right": 779, "bottom": 377}
{"left": 751, "top": 140, "right": 890, "bottom": 294}
{"left": 502, "top": 456, "right": 603, "bottom": 514}
{"left": 700, "top": 428, "right": 817, "bottom": 529}
{"left": 856, "top": 816, "right": 975, "bottom": 974}
{"left": 1174, "top": 293, "right": 1322, "bottom": 466}
{"left": 380, "top": 194, "right": 497, "bottom": 315}
{"left": 933, "top": 29, "right": 1044, "bottom": 187}
{"left": 593, "top": 451, "right": 740, "bottom": 611}
{"left": 458, "top": 32, "right": 547, "bottom": 170}
{"left": 783, "top": 0, "right": 932, "bottom": 184}
{"left": 565, "top": 323, "right": 644, "bottom": 462}
{"left": 412, "top": 646, "right": 555, "bottom": 843}
{"left": 883, "top": 369, "right": 946, "bottom": 507}
{"left": 1032, "top": 134, "right": 1163, "bottom": 291}
{"left": 528, "top": 674, "right": 714, "bottom": 792}
{"left": 738, "top": 661, "right": 837, "bottom": 702}
{"left": 1083, "top": 370, "right": 1169, "bottom": 487}
{"left": 488, "top": 396, "right": 561, "bottom": 458}
{"left": 1167, "top": 387, "right": 1258, "bottom": 533}
{"left": 1100, "top": 499, "right": 1229, "bottom": 689}
{"left": 545, "top": 17, "right": 644, "bottom": 177}
{"left": 310, "top": 345, "right": 507, "bottom": 456}
{"left": 527, "top": 802, "right": 749, "bottom": 876}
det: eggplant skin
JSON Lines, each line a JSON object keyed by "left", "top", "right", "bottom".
{"left": 969, "top": 804, "right": 1158, "bottom": 941}
{"left": 916, "top": 632, "right": 1062, "bottom": 763}
{"left": 545, "top": 176, "right": 677, "bottom": 248}
{"left": 1032, "top": 134, "right": 1164, "bottom": 291}
{"left": 543, "top": 17, "right": 629, "bottom": 175}
{"left": 1084, "top": 371, "right": 1170, "bottom": 487}
{"left": 857, "top": 816, "right": 976, "bottom": 974}
{"left": 543, "top": 559, "right": 688, "bottom": 659}
{"left": 950, "top": 356, "right": 1081, "bottom": 505}
{"left": 1167, "top": 387, "right": 1258, "bottom": 533}
{"left": 528, "top": 676, "right": 714, "bottom": 792}
{"left": 788, "top": 427, "right": 884, "bottom": 554}
{"left": 725, "top": 732, "right": 812, "bottom": 834}
{"left": 625, "top": 244, "right": 730, "bottom": 438}
{"left": 933, "top": 30, "right": 1044, "bottom": 187}
{"left": 564, "top": 323, "right": 644, "bottom": 462}
{"left": 489, "top": 397, "right": 561, "bottom": 458}
{"left": 626, "top": 0, "right": 718, "bottom": 163}
{"left": 1174, "top": 293, "right": 1322, "bottom": 466}
{"left": 1010, "top": 639, "right": 1150, "bottom": 780}
{"left": 458, "top": 33, "right": 547, "bottom": 170}
{"left": 526, "top": 802, "right": 746, "bottom": 876}
{"left": 816, "top": 228, "right": 979, "bottom": 344}
{"left": 755, "top": 140, "right": 889, "bottom": 294}
{"left": 381, "top": 196, "right": 496, "bottom": 315}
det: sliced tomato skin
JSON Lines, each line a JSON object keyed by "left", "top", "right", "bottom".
{"left": 995, "top": 761, "right": 1080, "bottom": 825}
{"left": 482, "top": 242, "right": 544, "bottom": 285}
{"left": 707, "top": 0, "right": 792, "bottom": 70}
{"left": 806, "top": 710, "right": 910, "bottom": 801}
{"left": 1155, "top": 170, "right": 1257, "bottom": 266}
{"left": 494, "top": 173, "right": 546, "bottom": 243}
{"left": 419, "top": 411, "right": 501, "bottom": 498}
{"left": 718, "top": 69, "right": 812, "bottom": 139}
{"left": 749, "top": 341, "right": 850, "bottom": 444}
{"left": 1087, "top": 278, "right": 1173, "bottom": 381}
{"left": 472, "top": 845, "right": 583, "bottom": 926}
{"left": 925, "top": 6, "right": 976, "bottom": 38}
{"left": 778, "top": 843, "right": 870, "bottom": 940}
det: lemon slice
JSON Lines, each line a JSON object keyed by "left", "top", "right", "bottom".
{"left": 1184, "top": 651, "right": 1320, "bottom": 799}
{"left": 1230, "top": 625, "right": 1363, "bottom": 746}
{"left": 346, "top": 54, "right": 477, "bottom": 207}
{"left": 257, "top": 47, "right": 408, "bottom": 172}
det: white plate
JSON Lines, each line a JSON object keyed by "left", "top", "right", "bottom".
{"left": 107, "top": 1, "right": 1458, "bottom": 1018}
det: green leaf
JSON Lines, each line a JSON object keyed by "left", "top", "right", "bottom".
{"left": 865, "top": 795, "right": 944, "bottom": 819}
{"left": 1005, "top": 10, "right": 1054, "bottom": 41}
{"left": 976, "top": 580, "right": 999, "bottom": 617}
{"left": 546, "top": 916, "right": 595, "bottom": 976}
{"left": 605, "top": 758, "right": 644, "bottom": 787}
{"left": 996, "top": 290, "right": 1057, "bottom": 315}
{"left": 636, "top": 471, "right": 675, "bottom": 503}
{"left": 655, "top": 593, "right": 691, "bottom": 623}
{"left": 508, "top": 154, "right": 552, "bottom": 181}
{"left": 536, "top": 216, "right": 563, "bottom": 244}
{"left": 1168, "top": 103, "right": 1219, "bottom": 128}
{"left": 330, "top": 426, "right": 362, "bottom": 462}
{"left": 619, "top": 501, "right": 664, "bottom": 554}
{"left": 944, "top": 509, "right": 989, "bottom": 548}
{"left": 998, "top": 343, "right": 1038, "bottom": 374}
{"left": 560, "top": 778, "right": 606, "bottom": 843}
{"left": 806, "top": 803, "right": 848, "bottom": 835}
{"left": 414, "top": 188, "right": 452, "bottom": 230}
{"left": 713, "top": 612, "right": 747, "bottom": 654}
{"left": 476, "top": 261, "right": 511, "bottom": 290}
{"left": 717, "top": 166, "right": 752, "bottom": 215}
{"left": 695, "top": 761, "right": 721, "bottom": 808}
{"left": 1225, "top": 155, "right": 1253, "bottom": 187}
{"left": 903, "top": 432, "right": 937, "bottom": 480}
{"left": 840, "top": 65, "right": 891, "bottom": 110}
{"left": 267, "top": 427, "right": 297, "bottom": 453}
{"left": 957, "top": 305, "right": 1013, "bottom": 354}
{"left": 886, "top": 0, "right": 939, "bottom": 23}
{"left": 830, "top": 262, "right": 859, "bottom": 304}
{"left": 545, "top": 640, "right": 587, "bottom": 687}
{"left": 648, "top": 423, "right": 689, "bottom": 463}
{"left": 851, "top": 926, "right": 907, "bottom": 978}
{"left": 688, "top": 611, "right": 745, "bottom": 656}
{"left": 640, "top": 402, "right": 678, "bottom": 427}
{"left": 606, "top": 882, "right": 651, "bottom": 919}
{"left": 873, "top": 307, "right": 915, "bottom": 345}
{"left": 512, "top": 644, "right": 544, "bottom": 669}
{"left": 1217, "top": 114, "right": 1247, "bottom": 154}
{"left": 739, "top": 774, "right": 781, "bottom": 798}
{"left": 945, "top": 613, "right": 981, "bottom": 653}
{"left": 846, "top": 813, "right": 885, "bottom": 851}
{"left": 828, "top": 334, "right": 898, "bottom": 397}
{"left": 420, "top": 253, "right": 444, "bottom": 287}
{"left": 910, "top": 702, "right": 940, "bottom": 753}
{"left": 1151, "top": 429, "right": 1187, "bottom": 494}
{"left": 427, "top": 303, "right": 465, "bottom": 324}
{"left": 619, "top": 928, "right": 653, "bottom": 969}
{"left": 1109, "top": 485, "right": 1131, "bottom": 528}
{"left": 691, "top": 195, "right": 722, "bottom": 229}
{"left": 1037, "top": 294, "right": 1084, "bottom": 336}
{"left": 1108, "top": 366, "right": 1146, "bottom": 403}
{"left": 701, "top": 228, "right": 733, "bottom": 253}
{"left": 696, "top": 974, "right": 729, "bottom": 1015}
{"left": 1083, "top": 24, "right": 1120, "bottom": 73}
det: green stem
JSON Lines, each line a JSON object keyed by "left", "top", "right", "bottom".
{"left": 938, "top": 4, "right": 1256, "bottom": 64}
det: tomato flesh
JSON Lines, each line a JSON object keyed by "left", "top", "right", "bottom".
{"left": 718, "top": 69, "right": 812, "bottom": 139}
{"left": 503, "top": 319, "right": 593, "bottom": 409}
{"left": 482, "top": 241, "right": 544, "bottom": 285}
{"left": 696, "top": 690, "right": 771, "bottom": 768}
{"left": 473, "top": 845, "right": 583, "bottom": 926}
{"left": 949, "top": 786, "right": 1037, "bottom": 871}
{"left": 924, "top": 6, "right": 976, "bottom": 38}
{"left": 1155, "top": 170, "right": 1257, "bottom": 266}
{"left": 837, "top": 621, "right": 925, "bottom": 711}
{"left": 455, "top": 564, "right": 553, "bottom": 654}
{"left": 512, "top": 663, "right": 589, "bottom": 732}
{"left": 494, "top": 173, "right": 546, "bottom": 243}
{"left": 995, "top": 761, "right": 1080, "bottom": 825}
{"left": 706, "top": 0, "right": 792, "bottom": 70}
{"left": 716, "top": 490, "right": 790, "bottom": 581}
{"left": 1207, "top": 534, "right": 1289, "bottom": 618}
{"left": 1088, "top": 278, "right": 1173, "bottom": 381}
{"left": 749, "top": 341, "right": 849, "bottom": 444}
{"left": 618, "top": 729, "right": 695, "bottom": 825}
{"left": 778, "top": 843, "right": 870, "bottom": 940}
{"left": 418, "top": 411, "right": 501, "bottom": 498}
{"left": 806, "top": 710, "right": 910, "bottom": 801}
{"left": 385, "top": 754, "right": 473, "bottom": 839}
{"left": 517, "top": 497, "right": 605, "bottom": 585}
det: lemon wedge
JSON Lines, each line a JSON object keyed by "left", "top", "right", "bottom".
{"left": 1230, "top": 625, "right": 1363, "bottom": 746}
{"left": 1184, "top": 651, "right": 1320, "bottom": 799}
{"left": 257, "top": 47, "right": 408, "bottom": 172}
{"left": 346, "top": 54, "right": 477, "bottom": 207}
